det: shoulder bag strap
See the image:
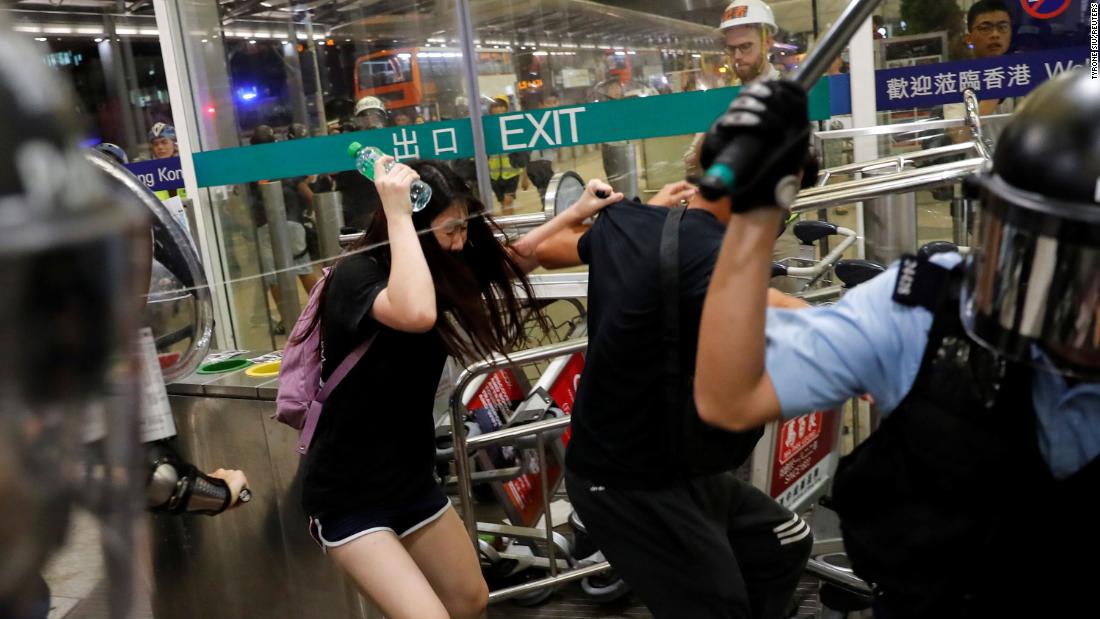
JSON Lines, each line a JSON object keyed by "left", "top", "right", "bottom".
{"left": 298, "top": 334, "right": 376, "bottom": 454}
{"left": 316, "top": 334, "right": 376, "bottom": 404}
{"left": 660, "top": 207, "right": 687, "bottom": 415}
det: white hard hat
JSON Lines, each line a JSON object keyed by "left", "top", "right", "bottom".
{"left": 719, "top": 0, "right": 778, "bottom": 35}
{"left": 354, "top": 96, "right": 387, "bottom": 116}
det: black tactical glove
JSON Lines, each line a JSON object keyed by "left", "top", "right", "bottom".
{"left": 698, "top": 80, "right": 811, "bottom": 212}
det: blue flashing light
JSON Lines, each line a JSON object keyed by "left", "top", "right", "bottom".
{"left": 236, "top": 85, "right": 259, "bottom": 103}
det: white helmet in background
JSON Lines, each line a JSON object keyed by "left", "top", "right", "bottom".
{"left": 354, "top": 95, "right": 387, "bottom": 116}
{"left": 719, "top": 0, "right": 778, "bottom": 35}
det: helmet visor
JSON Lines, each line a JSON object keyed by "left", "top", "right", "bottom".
{"left": 962, "top": 176, "right": 1100, "bottom": 379}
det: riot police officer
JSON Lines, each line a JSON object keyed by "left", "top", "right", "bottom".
{"left": 694, "top": 70, "right": 1100, "bottom": 617}
{"left": 0, "top": 21, "right": 247, "bottom": 619}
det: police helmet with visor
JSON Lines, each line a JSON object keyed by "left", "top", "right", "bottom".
{"left": 962, "top": 69, "right": 1100, "bottom": 379}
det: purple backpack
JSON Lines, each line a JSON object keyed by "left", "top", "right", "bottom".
{"left": 275, "top": 267, "right": 374, "bottom": 454}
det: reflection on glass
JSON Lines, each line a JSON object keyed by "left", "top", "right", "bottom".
{"left": 3, "top": 3, "right": 175, "bottom": 164}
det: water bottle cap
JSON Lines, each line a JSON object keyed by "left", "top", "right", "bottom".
{"left": 347, "top": 142, "right": 363, "bottom": 158}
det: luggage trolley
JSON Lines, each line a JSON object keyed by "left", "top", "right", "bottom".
{"left": 430, "top": 306, "right": 592, "bottom": 605}
{"left": 772, "top": 220, "right": 860, "bottom": 297}
{"left": 447, "top": 337, "right": 616, "bottom": 606}
{"left": 439, "top": 171, "right": 622, "bottom": 607}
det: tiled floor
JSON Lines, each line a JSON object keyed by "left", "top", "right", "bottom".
{"left": 41, "top": 512, "right": 152, "bottom": 619}
{"left": 42, "top": 512, "right": 104, "bottom": 619}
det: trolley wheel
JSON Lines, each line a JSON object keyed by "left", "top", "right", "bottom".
{"left": 479, "top": 539, "right": 521, "bottom": 581}
{"left": 580, "top": 572, "right": 630, "bottom": 604}
{"left": 509, "top": 540, "right": 568, "bottom": 607}
{"left": 510, "top": 572, "right": 556, "bottom": 607}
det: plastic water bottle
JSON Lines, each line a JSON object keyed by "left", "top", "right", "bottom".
{"left": 347, "top": 142, "right": 432, "bottom": 212}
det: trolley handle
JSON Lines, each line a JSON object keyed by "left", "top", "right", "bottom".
{"left": 782, "top": 226, "right": 858, "bottom": 278}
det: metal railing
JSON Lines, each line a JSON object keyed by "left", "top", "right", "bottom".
{"left": 792, "top": 157, "right": 985, "bottom": 213}
{"left": 813, "top": 113, "right": 1011, "bottom": 141}
{"left": 816, "top": 141, "right": 977, "bottom": 185}
{"left": 805, "top": 557, "right": 874, "bottom": 595}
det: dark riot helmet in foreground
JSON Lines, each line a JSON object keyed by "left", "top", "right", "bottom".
{"left": 0, "top": 19, "right": 147, "bottom": 617}
{"left": 963, "top": 69, "right": 1100, "bottom": 379}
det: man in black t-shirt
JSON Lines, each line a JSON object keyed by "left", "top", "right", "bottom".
{"left": 536, "top": 181, "right": 812, "bottom": 619}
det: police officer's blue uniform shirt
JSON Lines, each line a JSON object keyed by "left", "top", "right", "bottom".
{"left": 764, "top": 252, "right": 1100, "bottom": 479}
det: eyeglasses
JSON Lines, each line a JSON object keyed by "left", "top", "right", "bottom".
{"left": 726, "top": 41, "right": 757, "bottom": 56}
{"left": 974, "top": 21, "right": 1011, "bottom": 34}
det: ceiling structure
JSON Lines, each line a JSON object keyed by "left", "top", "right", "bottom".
{"left": 7, "top": 0, "right": 726, "bottom": 51}
{"left": 10, "top": 0, "right": 900, "bottom": 54}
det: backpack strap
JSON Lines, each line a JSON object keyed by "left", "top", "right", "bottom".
{"left": 660, "top": 207, "right": 686, "bottom": 416}
{"left": 297, "top": 334, "right": 376, "bottom": 454}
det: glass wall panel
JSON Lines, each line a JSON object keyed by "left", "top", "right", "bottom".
{"left": 166, "top": 0, "right": 469, "bottom": 350}
{"left": 467, "top": 0, "right": 840, "bottom": 215}
{"left": 10, "top": 0, "right": 865, "bottom": 350}
{"left": 867, "top": 0, "right": 1092, "bottom": 248}
{"left": 5, "top": 3, "right": 173, "bottom": 162}
{"left": 168, "top": 0, "right": 852, "bottom": 348}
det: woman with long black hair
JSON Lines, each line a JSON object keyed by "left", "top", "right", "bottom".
{"left": 298, "top": 155, "right": 620, "bottom": 619}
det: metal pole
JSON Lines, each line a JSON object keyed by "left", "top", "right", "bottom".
{"left": 303, "top": 13, "right": 328, "bottom": 133}
{"left": 792, "top": 0, "right": 885, "bottom": 91}
{"left": 102, "top": 13, "right": 141, "bottom": 154}
{"left": 282, "top": 21, "right": 310, "bottom": 127}
{"left": 601, "top": 142, "right": 639, "bottom": 199}
{"left": 537, "top": 434, "right": 557, "bottom": 577}
{"left": 112, "top": 1, "right": 145, "bottom": 152}
{"left": 849, "top": 15, "right": 878, "bottom": 261}
{"left": 811, "top": 0, "right": 820, "bottom": 39}
{"left": 313, "top": 191, "right": 344, "bottom": 260}
{"left": 456, "top": 0, "right": 496, "bottom": 205}
{"left": 487, "top": 562, "right": 613, "bottom": 603}
{"left": 861, "top": 162, "right": 917, "bottom": 264}
{"left": 450, "top": 398, "right": 478, "bottom": 543}
{"left": 466, "top": 416, "right": 572, "bottom": 450}
{"left": 259, "top": 181, "right": 302, "bottom": 325}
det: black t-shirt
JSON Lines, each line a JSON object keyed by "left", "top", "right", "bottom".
{"left": 566, "top": 200, "right": 725, "bottom": 487}
{"left": 334, "top": 170, "right": 381, "bottom": 230}
{"left": 301, "top": 253, "right": 447, "bottom": 516}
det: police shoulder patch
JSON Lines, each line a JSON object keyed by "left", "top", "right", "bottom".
{"left": 892, "top": 254, "right": 951, "bottom": 311}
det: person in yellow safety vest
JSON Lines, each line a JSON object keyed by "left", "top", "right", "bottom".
{"left": 149, "top": 122, "right": 188, "bottom": 201}
{"left": 487, "top": 96, "right": 529, "bottom": 215}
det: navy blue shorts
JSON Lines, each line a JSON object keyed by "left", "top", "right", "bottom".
{"left": 308, "top": 487, "right": 450, "bottom": 550}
